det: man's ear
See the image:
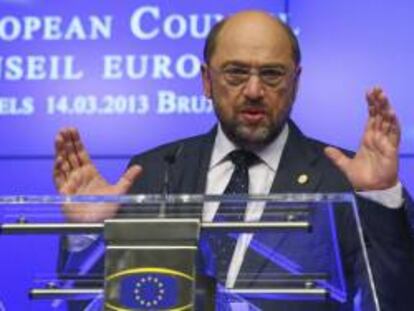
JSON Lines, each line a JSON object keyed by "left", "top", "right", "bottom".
{"left": 201, "top": 64, "right": 212, "bottom": 99}
{"left": 291, "top": 65, "right": 302, "bottom": 103}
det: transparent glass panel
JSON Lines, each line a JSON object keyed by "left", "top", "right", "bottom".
{"left": 0, "top": 194, "right": 378, "bottom": 311}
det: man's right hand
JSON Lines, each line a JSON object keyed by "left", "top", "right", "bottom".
{"left": 53, "top": 127, "right": 142, "bottom": 222}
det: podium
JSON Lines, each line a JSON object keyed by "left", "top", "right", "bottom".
{"left": 0, "top": 194, "right": 380, "bottom": 310}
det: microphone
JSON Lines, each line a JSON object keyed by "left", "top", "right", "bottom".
{"left": 160, "top": 144, "right": 183, "bottom": 216}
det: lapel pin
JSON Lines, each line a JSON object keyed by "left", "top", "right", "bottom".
{"left": 297, "top": 174, "right": 309, "bottom": 185}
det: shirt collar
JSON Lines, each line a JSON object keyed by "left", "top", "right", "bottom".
{"left": 210, "top": 123, "right": 289, "bottom": 171}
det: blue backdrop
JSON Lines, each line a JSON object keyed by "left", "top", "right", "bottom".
{"left": 0, "top": 0, "right": 412, "bottom": 309}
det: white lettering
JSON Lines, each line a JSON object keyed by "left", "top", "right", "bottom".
{"left": 43, "top": 16, "right": 63, "bottom": 40}
{"left": 130, "top": 6, "right": 160, "bottom": 40}
{"left": 0, "top": 96, "right": 34, "bottom": 115}
{"left": 64, "top": 17, "right": 86, "bottom": 40}
{"left": 189, "top": 14, "right": 221, "bottom": 39}
{"left": 0, "top": 16, "right": 21, "bottom": 41}
{"left": 63, "top": 56, "right": 84, "bottom": 80}
{"left": 164, "top": 14, "right": 187, "bottom": 39}
{"left": 176, "top": 54, "right": 200, "bottom": 79}
{"left": 89, "top": 16, "right": 112, "bottom": 39}
{"left": 158, "top": 90, "right": 176, "bottom": 114}
{"left": 102, "top": 54, "right": 201, "bottom": 80}
{"left": 0, "top": 55, "right": 83, "bottom": 81}
{"left": 49, "top": 55, "right": 60, "bottom": 80}
{"left": 130, "top": 6, "right": 223, "bottom": 40}
{"left": 26, "top": 56, "right": 47, "bottom": 80}
{"left": 0, "top": 15, "right": 111, "bottom": 41}
{"left": 126, "top": 55, "right": 148, "bottom": 79}
{"left": 21, "top": 97, "right": 35, "bottom": 114}
{"left": 157, "top": 90, "right": 213, "bottom": 114}
{"left": 5, "top": 56, "right": 23, "bottom": 80}
{"left": 23, "top": 16, "right": 42, "bottom": 40}
{"left": 102, "top": 55, "right": 124, "bottom": 79}
{"left": 152, "top": 55, "right": 173, "bottom": 79}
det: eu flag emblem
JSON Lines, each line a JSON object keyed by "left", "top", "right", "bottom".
{"left": 119, "top": 273, "right": 178, "bottom": 309}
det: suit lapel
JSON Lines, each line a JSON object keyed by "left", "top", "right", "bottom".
{"left": 194, "top": 128, "right": 216, "bottom": 193}
{"left": 171, "top": 127, "right": 216, "bottom": 194}
{"left": 270, "top": 121, "right": 323, "bottom": 194}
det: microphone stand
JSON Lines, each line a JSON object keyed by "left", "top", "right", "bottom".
{"left": 160, "top": 145, "right": 183, "bottom": 217}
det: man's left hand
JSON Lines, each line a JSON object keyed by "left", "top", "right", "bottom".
{"left": 325, "top": 87, "right": 400, "bottom": 191}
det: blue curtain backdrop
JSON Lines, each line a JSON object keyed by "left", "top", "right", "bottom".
{"left": 0, "top": 0, "right": 412, "bottom": 309}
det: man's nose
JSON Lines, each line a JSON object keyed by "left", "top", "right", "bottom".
{"left": 243, "top": 75, "right": 265, "bottom": 100}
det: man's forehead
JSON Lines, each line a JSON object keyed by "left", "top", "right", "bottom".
{"left": 210, "top": 12, "right": 293, "bottom": 65}
{"left": 212, "top": 32, "right": 292, "bottom": 66}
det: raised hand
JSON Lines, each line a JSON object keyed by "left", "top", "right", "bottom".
{"left": 54, "top": 127, "right": 142, "bottom": 222}
{"left": 324, "top": 87, "right": 400, "bottom": 191}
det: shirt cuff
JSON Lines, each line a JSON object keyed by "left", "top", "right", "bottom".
{"left": 66, "top": 234, "right": 99, "bottom": 252}
{"left": 356, "top": 182, "right": 404, "bottom": 209}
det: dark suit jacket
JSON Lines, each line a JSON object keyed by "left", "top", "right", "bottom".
{"left": 64, "top": 121, "right": 414, "bottom": 310}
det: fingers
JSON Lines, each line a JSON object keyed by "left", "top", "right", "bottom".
{"left": 365, "top": 87, "right": 401, "bottom": 160}
{"left": 54, "top": 127, "right": 92, "bottom": 192}
{"left": 68, "top": 128, "right": 91, "bottom": 166}
{"left": 53, "top": 155, "right": 68, "bottom": 190}
{"left": 324, "top": 146, "right": 352, "bottom": 174}
{"left": 114, "top": 165, "right": 143, "bottom": 194}
{"left": 61, "top": 128, "right": 83, "bottom": 169}
{"left": 55, "top": 127, "right": 91, "bottom": 169}
{"left": 60, "top": 169, "right": 84, "bottom": 195}
{"left": 55, "top": 128, "right": 85, "bottom": 166}
{"left": 372, "top": 129, "right": 398, "bottom": 158}
{"left": 55, "top": 128, "right": 74, "bottom": 169}
{"left": 54, "top": 131, "right": 71, "bottom": 190}
{"left": 366, "top": 87, "right": 401, "bottom": 142}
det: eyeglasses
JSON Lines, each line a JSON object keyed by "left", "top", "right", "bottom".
{"left": 210, "top": 65, "right": 292, "bottom": 87}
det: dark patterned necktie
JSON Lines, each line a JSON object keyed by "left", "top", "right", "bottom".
{"left": 212, "top": 149, "right": 259, "bottom": 279}
{"left": 214, "top": 150, "right": 259, "bottom": 221}
{"left": 214, "top": 149, "right": 259, "bottom": 221}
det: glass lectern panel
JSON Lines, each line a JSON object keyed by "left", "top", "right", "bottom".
{"left": 0, "top": 194, "right": 378, "bottom": 311}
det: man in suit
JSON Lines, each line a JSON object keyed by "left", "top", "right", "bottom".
{"left": 54, "top": 11, "right": 414, "bottom": 310}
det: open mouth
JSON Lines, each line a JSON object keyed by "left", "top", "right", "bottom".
{"left": 240, "top": 108, "right": 266, "bottom": 123}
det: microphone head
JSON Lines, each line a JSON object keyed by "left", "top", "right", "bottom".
{"left": 164, "top": 153, "right": 176, "bottom": 164}
{"left": 164, "top": 145, "right": 183, "bottom": 164}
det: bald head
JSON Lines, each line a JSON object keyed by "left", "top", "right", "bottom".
{"left": 203, "top": 11, "right": 300, "bottom": 66}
